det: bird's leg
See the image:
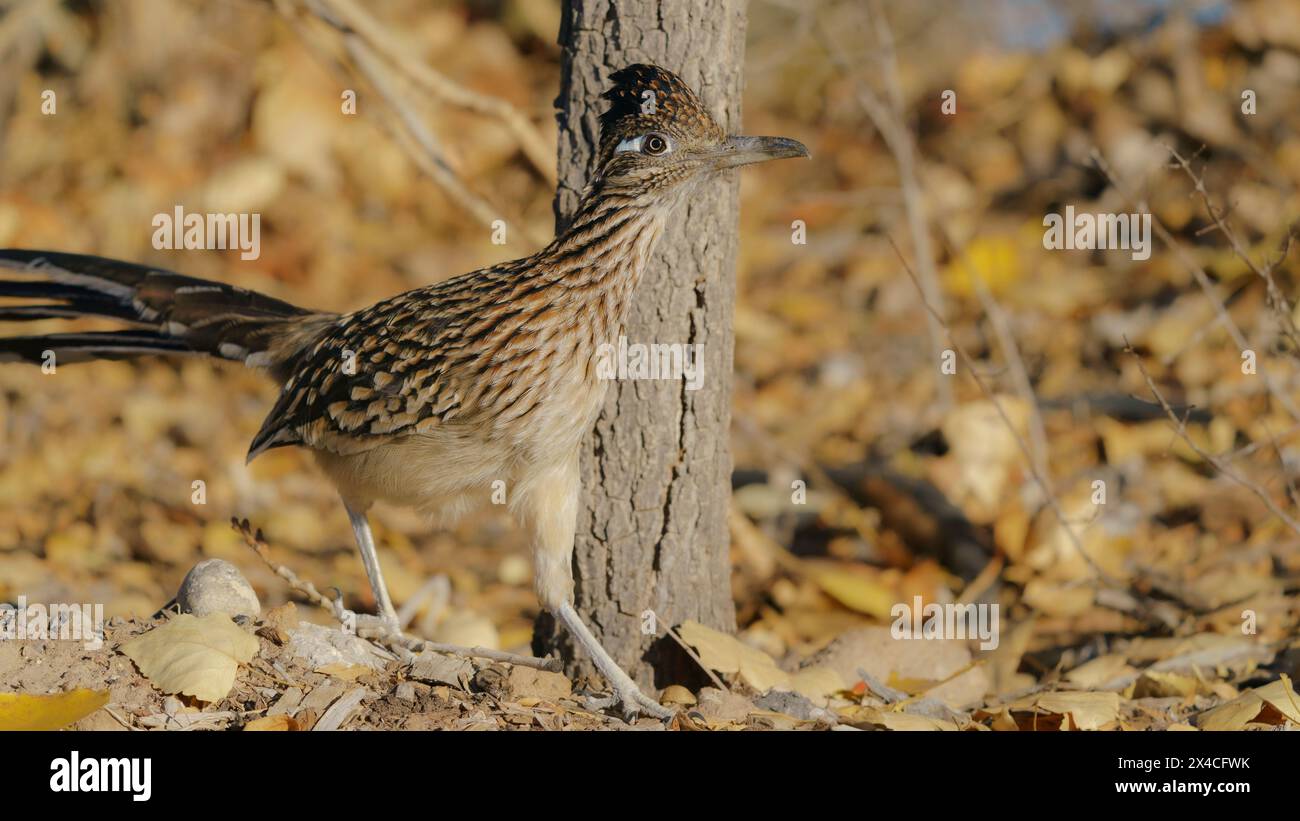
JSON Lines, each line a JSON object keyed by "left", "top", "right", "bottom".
{"left": 343, "top": 500, "right": 401, "bottom": 632}
{"left": 516, "top": 456, "right": 672, "bottom": 721}
{"left": 556, "top": 600, "right": 673, "bottom": 720}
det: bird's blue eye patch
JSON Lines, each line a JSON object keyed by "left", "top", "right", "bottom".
{"left": 614, "top": 135, "right": 644, "bottom": 154}
{"left": 614, "top": 133, "right": 672, "bottom": 156}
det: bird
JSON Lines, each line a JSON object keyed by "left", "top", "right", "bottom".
{"left": 0, "top": 64, "right": 808, "bottom": 719}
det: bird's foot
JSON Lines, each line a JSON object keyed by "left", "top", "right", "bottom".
{"left": 355, "top": 612, "right": 403, "bottom": 638}
{"left": 585, "top": 681, "right": 674, "bottom": 722}
{"left": 555, "top": 601, "right": 675, "bottom": 722}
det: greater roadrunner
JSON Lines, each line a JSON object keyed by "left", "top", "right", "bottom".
{"left": 0, "top": 64, "right": 807, "bottom": 718}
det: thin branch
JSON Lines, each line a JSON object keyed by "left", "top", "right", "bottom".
{"left": 885, "top": 236, "right": 1125, "bottom": 591}
{"left": 1091, "top": 147, "right": 1300, "bottom": 424}
{"left": 815, "top": 2, "right": 950, "bottom": 414}
{"left": 278, "top": 0, "right": 546, "bottom": 249}
{"left": 939, "top": 230, "right": 1052, "bottom": 482}
{"left": 342, "top": 33, "right": 512, "bottom": 231}
{"left": 234, "top": 518, "right": 562, "bottom": 673}
{"left": 312, "top": 0, "right": 556, "bottom": 186}
{"left": 1123, "top": 349, "right": 1300, "bottom": 539}
{"left": 665, "top": 626, "right": 729, "bottom": 692}
{"left": 1168, "top": 147, "right": 1300, "bottom": 354}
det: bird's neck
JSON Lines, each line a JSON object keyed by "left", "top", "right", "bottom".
{"left": 533, "top": 187, "right": 671, "bottom": 326}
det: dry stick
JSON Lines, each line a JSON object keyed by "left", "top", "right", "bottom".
{"left": 1260, "top": 417, "right": 1300, "bottom": 511}
{"left": 1090, "top": 148, "right": 1300, "bottom": 423}
{"left": 885, "top": 235, "right": 1125, "bottom": 593}
{"left": 1223, "top": 422, "right": 1300, "bottom": 463}
{"left": 341, "top": 33, "right": 540, "bottom": 245}
{"left": 664, "top": 627, "right": 729, "bottom": 692}
{"left": 313, "top": 0, "right": 556, "bottom": 187}
{"left": 816, "top": 5, "right": 951, "bottom": 415}
{"left": 1168, "top": 147, "right": 1300, "bottom": 352}
{"left": 1124, "top": 349, "right": 1300, "bottom": 539}
{"left": 280, "top": 1, "right": 543, "bottom": 249}
{"left": 233, "top": 518, "right": 562, "bottom": 673}
{"left": 939, "top": 230, "right": 1052, "bottom": 482}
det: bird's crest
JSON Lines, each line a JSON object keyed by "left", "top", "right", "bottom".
{"left": 597, "top": 64, "right": 724, "bottom": 163}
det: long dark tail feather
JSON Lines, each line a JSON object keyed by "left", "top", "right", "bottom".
{"left": 0, "top": 250, "right": 326, "bottom": 372}
{"left": 0, "top": 331, "right": 196, "bottom": 364}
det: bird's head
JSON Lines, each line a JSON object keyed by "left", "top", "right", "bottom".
{"left": 594, "top": 64, "right": 808, "bottom": 196}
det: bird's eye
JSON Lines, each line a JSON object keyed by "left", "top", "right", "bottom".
{"left": 613, "top": 133, "right": 672, "bottom": 156}
{"left": 643, "top": 133, "right": 669, "bottom": 155}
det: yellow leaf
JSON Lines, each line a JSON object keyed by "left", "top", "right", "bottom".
{"left": 1064, "top": 653, "right": 1135, "bottom": 689}
{"left": 677, "top": 620, "right": 790, "bottom": 692}
{"left": 1007, "top": 691, "right": 1121, "bottom": 730}
{"left": 1034, "top": 692, "right": 1121, "bottom": 730}
{"left": 244, "top": 715, "right": 300, "bottom": 731}
{"left": 789, "top": 666, "right": 847, "bottom": 701}
{"left": 811, "top": 569, "right": 895, "bottom": 619}
{"left": 850, "top": 707, "right": 960, "bottom": 731}
{"left": 1134, "top": 670, "right": 1200, "bottom": 698}
{"left": 0, "top": 689, "right": 110, "bottom": 730}
{"left": 121, "top": 613, "right": 259, "bottom": 703}
{"left": 316, "top": 663, "right": 370, "bottom": 681}
{"left": 1197, "top": 677, "right": 1300, "bottom": 730}
{"left": 943, "top": 235, "right": 1021, "bottom": 297}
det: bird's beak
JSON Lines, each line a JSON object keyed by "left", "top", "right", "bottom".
{"left": 712, "top": 135, "right": 810, "bottom": 169}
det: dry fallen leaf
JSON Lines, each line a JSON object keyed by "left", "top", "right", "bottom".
{"left": 789, "top": 666, "right": 848, "bottom": 701}
{"left": 243, "top": 714, "right": 301, "bottom": 731}
{"left": 1063, "top": 653, "right": 1137, "bottom": 690}
{"left": 317, "top": 663, "right": 371, "bottom": 681}
{"left": 848, "top": 706, "right": 961, "bottom": 731}
{"left": 678, "top": 620, "right": 789, "bottom": 692}
{"left": 1134, "top": 670, "right": 1201, "bottom": 699}
{"left": 1196, "top": 677, "right": 1300, "bottom": 730}
{"left": 811, "top": 567, "right": 895, "bottom": 619}
{"left": 1007, "top": 691, "right": 1121, "bottom": 730}
{"left": 121, "top": 613, "right": 260, "bottom": 703}
{"left": 0, "top": 689, "right": 110, "bottom": 730}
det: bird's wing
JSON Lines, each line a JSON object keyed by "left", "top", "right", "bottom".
{"left": 246, "top": 260, "right": 554, "bottom": 461}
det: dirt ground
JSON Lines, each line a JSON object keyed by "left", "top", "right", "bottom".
{"left": 0, "top": 612, "right": 649, "bottom": 731}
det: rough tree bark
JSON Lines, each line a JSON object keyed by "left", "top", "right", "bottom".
{"left": 535, "top": 0, "right": 747, "bottom": 687}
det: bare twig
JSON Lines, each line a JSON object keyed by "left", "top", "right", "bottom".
{"left": 276, "top": 0, "right": 546, "bottom": 249}
{"left": 1168, "top": 147, "right": 1300, "bottom": 353}
{"left": 234, "top": 518, "right": 562, "bottom": 673}
{"left": 342, "top": 33, "right": 516, "bottom": 233}
{"left": 1091, "top": 147, "right": 1300, "bottom": 423}
{"left": 940, "top": 229, "right": 1052, "bottom": 482}
{"left": 311, "top": 0, "right": 555, "bottom": 186}
{"left": 1123, "top": 348, "right": 1300, "bottom": 539}
{"left": 665, "top": 626, "right": 729, "bottom": 692}
{"left": 885, "top": 236, "right": 1123, "bottom": 590}
{"left": 816, "top": 2, "right": 950, "bottom": 414}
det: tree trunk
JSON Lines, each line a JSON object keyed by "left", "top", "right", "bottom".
{"left": 536, "top": 0, "right": 746, "bottom": 688}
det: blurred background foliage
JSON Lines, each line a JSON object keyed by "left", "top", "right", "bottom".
{"left": 3, "top": 0, "right": 1300, "bottom": 727}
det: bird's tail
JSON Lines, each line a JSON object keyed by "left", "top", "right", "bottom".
{"left": 0, "top": 250, "right": 333, "bottom": 378}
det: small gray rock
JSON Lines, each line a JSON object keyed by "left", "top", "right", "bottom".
{"left": 176, "top": 559, "right": 261, "bottom": 619}
{"left": 753, "top": 689, "right": 820, "bottom": 721}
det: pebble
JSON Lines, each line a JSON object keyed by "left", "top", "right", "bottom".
{"left": 176, "top": 558, "right": 261, "bottom": 619}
